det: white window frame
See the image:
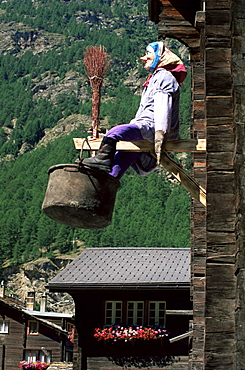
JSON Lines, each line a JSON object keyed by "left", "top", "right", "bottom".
{"left": 148, "top": 301, "right": 166, "bottom": 327}
{"left": 105, "top": 301, "right": 122, "bottom": 325}
{"left": 39, "top": 349, "right": 51, "bottom": 363}
{"left": 0, "top": 320, "right": 9, "bottom": 333}
{"left": 127, "top": 301, "right": 144, "bottom": 326}
{"left": 24, "top": 349, "right": 51, "bottom": 363}
{"left": 24, "top": 349, "right": 37, "bottom": 363}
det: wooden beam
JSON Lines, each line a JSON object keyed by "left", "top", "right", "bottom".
{"left": 73, "top": 138, "right": 206, "bottom": 207}
{"left": 160, "top": 151, "right": 206, "bottom": 207}
{"left": 73, "top": 138, "right": 206, "bottom": 153}
{"left": 166, "top": 310, "right": 193, "bottom": 315}
{"left": 169, "top": 330, "right": 193, "bottom": 343}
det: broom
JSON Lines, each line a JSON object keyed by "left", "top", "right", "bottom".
{"left": 84, "top": 45, "right": 110, "bottom": 140}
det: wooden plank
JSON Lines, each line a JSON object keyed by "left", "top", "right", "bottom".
{"left": 206, "top": 9, "right": 231, "bottom": 26}
{"left": 207, "top": 193, "right": 236, "bottom": 232}
{"left": 160, "top": 151, "right": 206, "bottom": 207}
{"left": 207, "top": 125, "right": 235, "bottom": 152}
{"left": 169, "top": 330, "right": 193, "bottom": 343}
{"left": 207, "top": 171, "right": 235, "bottom": 193}
{"left": 205, "top": 0, "right": 231, "bottom": 9}
{"left": 206, "top": 69, "right": 232, "bottom": 96}
{"left": 206, "top": 48, "right": 232, "bottom": 68}
{"left": 205, "top": 334, "right": 235, "bottom": 352}
{"left": 193, "top": 100, "right": 205, "bottom": 119}
{"left": 207, "top": 231, "right": 236, "bottom": 245}
{"left": 205, "top": 354, "right": 235, "bottom": 370}
{"left": 166, "top": 310, "right": 193, "bottom": 315}
{"left": 73, "top": 139, "right": 207, "bottom": 207}
{"left": 73, "top": 138, "right": 206, "bottom": 153}
{"left": 207, "top": 152, "right": 234, "bottom": 170}
{"left": 206, "top": 96, "right": 233, "bottom": 118}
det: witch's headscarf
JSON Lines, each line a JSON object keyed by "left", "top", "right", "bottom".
{"left": 146, "top": 41, "right": 187, "bottom": 86}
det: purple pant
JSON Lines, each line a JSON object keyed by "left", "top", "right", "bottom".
{"left": 105, "top": 124, "right": 144, "bottom": 179}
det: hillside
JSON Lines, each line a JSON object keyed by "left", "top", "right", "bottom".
{"left": 0, "top": 0, "right": 191, "bottom": 274}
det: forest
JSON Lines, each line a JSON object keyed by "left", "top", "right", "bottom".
{"left": 0, "top": 0, "right": 191, "bottom": 267}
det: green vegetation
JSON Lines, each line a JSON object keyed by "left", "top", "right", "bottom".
{"left": 0, "top": 130, "right": 190, "bottom": 266}
{"left": 0, "top": 0, "right": 191, "bottom": 267}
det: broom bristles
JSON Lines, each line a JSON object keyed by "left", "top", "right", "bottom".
{"left": 84, "top": 45, "right": 109, "bottom": 80}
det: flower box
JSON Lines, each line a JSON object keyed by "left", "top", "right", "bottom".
{"left": 19, "top": 361, "right": 50, "bottom": 369}
{"left": 94, "top": 325, "right": 169, "bottom": 343}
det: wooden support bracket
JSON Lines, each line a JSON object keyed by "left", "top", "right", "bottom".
{"left": 160, "top": 151, "right": 206, "bottom": 207}
{"left": 166, "top": 310, "right": 193, "bottom": 315}
{"left": 169, "top": 330, "right": 193, "bottom": 343}
{"left": 73, "top": 138, "right": 206, "bottom": 207}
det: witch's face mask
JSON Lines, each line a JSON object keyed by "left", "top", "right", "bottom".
{"left": 140, "top": 46, "right": 155, "bottom": 71}
{"left": 140, "top": 42, "right": 164, "bottom": 72}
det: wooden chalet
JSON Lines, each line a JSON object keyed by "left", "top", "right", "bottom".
{"left": 48, "top": 247, "right": 192, "bottom": 369}
{"left": 148, "top": 0, "right": 245, "bottom": 368}
{"left": 0, "top": 288, "right": 74, "bottom": 369}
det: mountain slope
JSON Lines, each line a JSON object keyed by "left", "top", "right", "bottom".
{"left": 0, "top": 0, "right": 191, "bottom": 270}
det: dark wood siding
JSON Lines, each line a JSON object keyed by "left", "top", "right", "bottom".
{"left": 25, "top": 321, "right": 63, "bottom": 362}
{"left": 150, "top": 0, "right": 245, "bottom": 367}
{"left": 71, "top": 289, "right": 191, "bottom": 369}
{"left": 0, "top": 302, "right": 71, "bottom": 369}
{"left": 0, "top": 305, "right": 25, "bottom": 369}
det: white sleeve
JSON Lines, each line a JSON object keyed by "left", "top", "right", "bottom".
{"left": 154, "top": 92, "right": 172, "bottom": 133}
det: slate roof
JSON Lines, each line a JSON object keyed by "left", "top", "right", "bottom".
{"left": 48, "top": 248, "right": 190, "bottom": 291}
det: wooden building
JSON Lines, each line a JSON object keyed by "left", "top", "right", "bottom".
{"left": 49, "top": 247, "right": 192, "bottom": 369}
{"left": 0, "top": 291, "right": 74, "bottom": 369}
{"left": 148, "top": 0, "right": 245, "bottom": 368}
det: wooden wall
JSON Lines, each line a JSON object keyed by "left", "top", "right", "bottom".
{"left": 232, "top": 0, "right": 245, "bottom": 366}
{"left": 155, "top": 0, "right": 245, "bottom": 367}
{"left": 205, "top": 0, "right": 237, "bottom": 367}
{"left": 155, "top": 0, "right": 207, "bottom": 368}
{"left": 0, "top": 303, "right": 68, "bottom": 369}
{"left": 189, "top": 35, "right": 206, "bottom": 370}
{"left": 71, "top": 288, "right": 192, "bottom": 370}
{"left": 25, "top": 322, "right": 64, "bottom": 363}
{"left": 0, "top": 308, "right": 24, "bottom": 369}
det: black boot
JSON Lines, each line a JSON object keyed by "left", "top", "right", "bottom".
{"left": 82, "top": 137, "right": 117, "bottom": 173}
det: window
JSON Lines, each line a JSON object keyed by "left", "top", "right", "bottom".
{"left": 104, "top": 300, "right": 166, "bottom": 327}
{"left": 27, "top": 320, "right": 39, "bottom": 335}
{"left": 66, "top": 322, "right": 74, "bottom": 333}
{"left": 127, "top": 301, "right": 144, "bottom": 326}
{"left": 39, "top": 349, "right": 51, "bottom": 363}
{"left": 0, "top": 320, "right": 9, "bottom": 333}
{"left": 65, "top": 350, "right": 73, "bottom": 362}
{"left": 105, "top": 301, "right": 122, "bottom": 325}
{"left": 148, "top": 301, "right": 166, "bottom": 327}
{"left": 24, "top": 349, "right": 51, "bottom": 363}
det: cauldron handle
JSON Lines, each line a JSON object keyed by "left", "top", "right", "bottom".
{"left": 79, "top": 138, "right": 92, "bottom": 161}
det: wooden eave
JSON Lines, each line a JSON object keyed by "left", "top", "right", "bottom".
{"left": 149, "top": 0, "right": 200, "bottom": 26}
{"left": 148, "top": 0, "right": 201, "bottom": 49}
{"left": 49, "top": 282, "right": 190, "bottom": 292}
